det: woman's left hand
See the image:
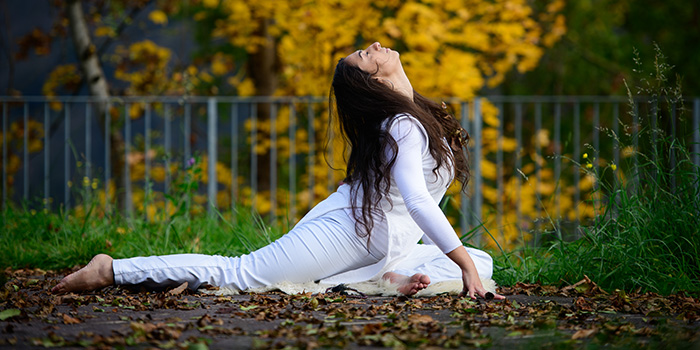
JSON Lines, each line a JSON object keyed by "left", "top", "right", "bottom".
{"left": 460, "top": 270, "right": 506, "bottom": 300}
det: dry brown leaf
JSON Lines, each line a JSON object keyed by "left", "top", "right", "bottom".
{"left": 571, "top": 328, "right": 597, "bottom": 339}
{"left": 62, "top": 314, "right": 81, "bottom": 324}
{"left": 166, "top": 282, "right": 188, "bottom": 296}
{"left": 411, "top": 314, "right": 434, "bottom": 324}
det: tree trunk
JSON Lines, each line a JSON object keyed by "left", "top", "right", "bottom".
{"left": 248, "top": 18, "right": 279, "bottom": 193}
{"left": 66, "top": 0, "right": 126, "bottom": 211}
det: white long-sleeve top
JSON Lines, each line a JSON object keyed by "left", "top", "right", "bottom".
{"left": 295, "top": 113, "right": 463, "bottom": 283}
{"left": 386, "top": 115, "right": 463, "bottom": 254}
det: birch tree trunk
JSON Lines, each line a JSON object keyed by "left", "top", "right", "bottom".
{"left": 66, "top": 0, "right": 126, "bottom": 211}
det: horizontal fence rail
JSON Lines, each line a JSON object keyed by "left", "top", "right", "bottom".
{"left": 2, "top": 95, "right": 699, "bottom": 245}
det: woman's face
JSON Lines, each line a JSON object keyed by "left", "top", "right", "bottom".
{"left": 344, "top": 42, "right": 401, "bottom": 79}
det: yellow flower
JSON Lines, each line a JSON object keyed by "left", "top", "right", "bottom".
{"left": 95, "top": 26, "right": 116, "bottom": 37}
{"left": 586, "top": 163, "right": 593, "bottom": 169}
{"left": 148, "top": 10, "right": 168, "bottom": 25}
{"left": 583, "top": 153, "right": 588, "bottom": 159}
{"left": 611, "top": 164, "right": 617, "bottom": 171}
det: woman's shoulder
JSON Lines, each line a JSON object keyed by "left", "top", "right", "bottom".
{"left": 385, "top": 113, "right": 428, "bottom": 136}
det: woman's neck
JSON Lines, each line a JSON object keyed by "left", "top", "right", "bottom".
{"left": 392, "top": 72, "right": 414, "bottom": 101}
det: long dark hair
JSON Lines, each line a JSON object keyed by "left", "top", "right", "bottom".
{"left": 330, "top": 57, "right": 470, "bottom": 242}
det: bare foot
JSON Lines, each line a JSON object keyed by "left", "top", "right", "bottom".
{"left": 382, "top": 272, "right": 431, "bottom": 296}
{"left": 51, "top": 254, "right": 115, "bottom": 293}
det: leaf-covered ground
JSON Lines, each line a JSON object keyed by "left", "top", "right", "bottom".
{"left": 1, "top": 268, "right": 699, "bottom": 349}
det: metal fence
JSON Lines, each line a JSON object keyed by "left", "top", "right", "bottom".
{"left": 2, "top": 96, "right": 699, "bottom": 242}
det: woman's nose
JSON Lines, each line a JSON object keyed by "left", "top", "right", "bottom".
{"left": 371, "top": 42, "right": 381, "bottom": 50}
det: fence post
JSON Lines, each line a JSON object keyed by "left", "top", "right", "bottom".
{"left": 694, "top": 99, "right": 700, "bottom": 168}
{"left": 694, "top": 98, "right": 700, "bottom": 205}
{"left": 144, "top": 102, "right": 151, "bottom": 218}
{"left": 270, "top": 102, "right": 278, "bottom": 221}
{"left": 460, "top": 101, "right": 469, "bottom": 237}
{"left": 208, "top": 97, "right": 217, "bottom": 217}
{"left": 472, "top": 97, "right": 482, "bottom": 244}
{"left": 2, "top": 103, "right": 7, "bottom": 210}
{"left": 23, "top": 103, "right": 29, "bottom": 201}
{"left": 288, "top": 102, "right": 297, "bottom": 221}
{"left": 124, "top": 103, "right": 132, "bottom": 216}
{"left": 104, "top": 101, "right": 111, "bottom": 214}
{"left": 230, "top": 103, "right": 238, "bottom": 213}
{"left": 64, "top": 103, "right": 71, "bottom": 211}
{"left": 307, "top": 103, "right": 315, "bottom": 210}
{"left": 44, "top": 103, "right": 50, "bottom": 211}
{"left": 164, "top": 103, "right": 171, "bottom": 216}
{"left": 86, "top": 103, "right": 92, "bottom": 185}
{"left": 496, "top": 102, "right": 504, "bottom": 239}
{"left": 514, "top": 102, "right": 523, "bottom": 239}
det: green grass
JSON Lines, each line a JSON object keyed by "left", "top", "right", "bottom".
{"left": 0, "top": 205, "right": 286, "bottom": 271}
{"left": 493, "top": 146, "right": 700, "bottom": 295}
{"left": 493, "top": 46, "right": 700, "bottom": 296}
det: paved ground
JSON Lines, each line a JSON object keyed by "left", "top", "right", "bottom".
{"left": 1, "top": 268, "right": 699, "bottom": 349}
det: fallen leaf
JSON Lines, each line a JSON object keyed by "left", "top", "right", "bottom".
{"left": 167, "top": 282, "right": 188, "bottom": 296}
{"left": 411, "top": 314, "right": 434, "bottom": 323}
{"left": 62, "top": 314, "right": 81, "bottom": 324}
{"left": 572, "top": 328, "right": 597, "bottom": 339}
{"left": 0, "top": 309, "right": 20, "bottom": 321}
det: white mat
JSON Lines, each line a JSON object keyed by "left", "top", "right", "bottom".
{"left": 207, "top": 278, "right": 496, "bottom": 297}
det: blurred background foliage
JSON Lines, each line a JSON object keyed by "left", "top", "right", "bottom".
{"left": 1, "top": 0, "right": 697, "bottom": 250}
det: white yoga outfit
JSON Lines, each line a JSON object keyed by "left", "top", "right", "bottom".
{"left": 113, "top": 114, "right": 494, "bottom": 291}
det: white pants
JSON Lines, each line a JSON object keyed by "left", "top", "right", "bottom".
{"left": 113, "top": 210, "right": 492, "bottom": 291}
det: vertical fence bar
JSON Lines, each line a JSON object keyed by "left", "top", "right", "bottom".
{"left": 124, "top": 103, "right": 132, "bottom": 216}
{"left": 694, "top": 99, "right": 700, "bottom": 169}
{"left": 184, "top": 102, "right": 191, "bottom": 214}
{"left": 573, "top": 103, "right": 580, "bottom": 221}
{"left": 514, "top": 102, "right": 523, "bottom": 237}
{"left": 23, "top": 103, "right": 29, "bottom": 201}
{"left": 64, "top": 103, "right": 71, "bottom": 210}
{"left": 250, "top": 103, "right": 258, "bottom": 207}
{"left": 144, "top": 102, "right": 151, "bottom": 218}
{"left": 207, "top": 98, "right": 217, "bottom": 217}
{"left": 289, "top": 102, "right": 297, "bottom": 222}
{"left": 613, "top": 103, "right": 620, "bottom": 168}
{"left": 496, "top": 102, "right": 504, "bottom": 239}
{"left": 472, "top": 98, "right": 482, "bottom": 244}
{"left": 104, "top": 101, "right": 111, "bottom": 213}
{"left": 85, "top": 103, "right": 91, "bottom": 184}
{"left": 460, "top": 101, "right": 469, "bottom": 236}
{"left": 670, "top": 103, "right": 677, "bottom": 189}
{"left": 2, "top": 103, "right": 6, "bottom": 210}
{"left": 694, "top": 99, "right": 700, "bottom": 204}
{"left": 270, "top": 103, "right": 278, "bottom": 220}
{"left": 534, "top": 102, "right": 542, "bottom": 236}
{"left": 307, "top": 103, "right": 315, "bottom": 210}
{"left": 230, "top": 103, "right": 238, "bottom": 212}
{"left": 326, "top": 118, "right": 334, "bottom": 194}
{"left": 633, "top": 101, "right": 640, "bottom": 191}
{"left": 184, "top": 102, "right": 191, "bottom": 164}
{"left": 554, "top": 103, "right": 561, "bottom": 223}
{"left": 44, "top": 103, "right": 50, "bottom": 210}
{"left": 164, "top": 104, "right": 171, "bottom": 215}
{"left": 593, "top": 103, "right": 600, "bottom": 199}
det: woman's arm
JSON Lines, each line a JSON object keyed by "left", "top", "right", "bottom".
{"left": 388, "top": 117, "right": 504, "bottom": 300}
{"left": 447, "top": 246, "right": 505, "bottom": 299}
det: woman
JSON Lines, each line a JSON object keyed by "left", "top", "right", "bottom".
{"left": 52, "top": 42, "right": 504, "bottom": 300}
